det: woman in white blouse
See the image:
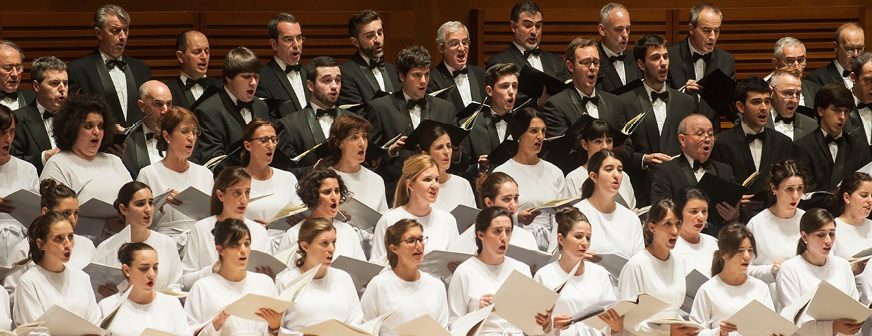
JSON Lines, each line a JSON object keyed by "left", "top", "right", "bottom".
{"left": 673, "top": 187, "right": 717, "bottom": 275}
{"left": 571, "top": 149, "right": 644, "bottom": 259}
{"left": 448, "top": 206, "right": 552, "bottom": 335}
{"left": 776, "top": 208, "right": 862, "bottom": 335}
{"left": 618, "top": 199, "right": 696, "bottom": 336}
{"left": 181, "top": 167, "right": 271, "bottom": 290}
{"left": 275, "top": 217, "right": 362, "bottom": 332}
{"left": 746, "top": 160, "right": 807, "bottom": 284}
{"left": 412, "top": 120, "right": 475, "bottom": 212}
{"left": 93, "top": 181, "right": 183, "bottom": 290}
{"left": 242, "top": 119, "right": 301, "bottom": 224}
{"left": 370, "top": 154, "right": 459, "bottom": 265}
{"left": 562, "top": 118, "right": 635, "bottom": 210}
{"left": 98, "top": 242, "right": 190, "bottom": 336}
{"left": 534, "top": 207, "right": 622, "bottom": 336}
{"left": 831, "top": 172, "right": 872, "bottom": 268}
{"left": 185, "top": 218, "right": 286, "bottom": 336}
{"left": 13, "top": 212, "right": 100, "bottom": 325}
{"left": 690, "top": 224, "right": 774, "bottom": 336}
{"left": 137, "top": 106, "right": 213, "bottom": 241}
{"left": 0, "top": 105, "right": 38, "bottom": 267}
{"left": 361, "top": 218, "right": 449, "bottom": 334}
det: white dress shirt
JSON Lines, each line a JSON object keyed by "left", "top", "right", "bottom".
{"left": 224, "top": 86, "right": 251, "bottom": 123}
{"left": 402, "top": 91, "right": 422, "bottom": 128}
{"left": 821, "top": 129, "right": 840, "bottom": 162}
{"left": 142, "top": 125, "right": 163, "bottom": 164}
{"left": 310, "top": 101, "right": 334, "bottom": 138}
{"left": 514, "top": 42, "right": 543, "bottom": 72}
{"left": 741, "top": 122, "right": 764, "bottom": 171}
{"left": 575, "top": 87, "right": 599, "bottom": 119}
{"left": 602, "top": 43, "right": 627, "bottom": 85}
{"left": 771, "top": 109, "right": 795, "bottom": 140}
{"left": 493, "top": 112, "right": 508, "bottom": 142}
{"left": 100, "top": 52, "right": 128, "bottom": 120}
{"left": 179, "top": 73, "right": 205, "bottom": 101}
{"left": 360, "top": 53, "right": 386, "bottom": 92}
{"left": 275, "top": 56, "right": 308, "bottom": 109}
{"left": 856, "top": 95, "right": 872, "bottom": 144}
{"left": 643, "top": 81, "right": 668, "bottom": 135}
{"left": 0, "top": 95, "right": 20, "bottom": 111}
{"left": 834, "top": 60, "right": 854, "bottom": 90}
{"left": 685, "top": 155, "right": 705, "bottom": 181}
{"left": 36, "top": 103, "right": 57, "bottom": 149}
{"left": 446, "top": 63, "right": 473, "bottom": 107}
{"left": 688, "top": 43, "right": 707, "bottom": 81}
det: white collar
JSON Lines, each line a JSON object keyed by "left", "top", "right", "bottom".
{"left": 224, "top": 86, "right": 239, "bottom": 105}
{"left": 99, "top": 51, "right": 123, "bottom": 62}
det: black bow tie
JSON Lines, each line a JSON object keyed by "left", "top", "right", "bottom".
{"left": 0, "top": 91, "right": 18, "bottom": 100}
{"left": 145, "top": 132, "right": 155, "bottom": 141}
{"left": 284, "top": 63, "right": 302, "bottom": 74}
{"left": 650, "top": 91, "right": 669, "bottom": 102}
{"left": 105, "top": 59, "right": 127, "bottom": 71}
{"left": 523, "top": 48, "right": 541, "bottom": 58}
{"left": 492, "top": 112, "right": 512, "bottom": 124}
{"left": 692, "top": 52, "right": 711, "bottom": 63}
{"left": 691, "top": 160, "right": 710, "bottom": 171}
{"left": 184, "top": 77, "right": 211, "bottom": 90}
{"left": 235, "top": 100, "right": 253, "bottom": 113}
{"left": 774, "top": 114, "right": 794, "bottom": 124}
{"left": 745, "top": 132, "right": 765, "bottom": 143}
{"left": 368, "top": 59, "right": 385, "bottom": 70}
{"left": 42, "top": 110, "right": 52, "bottom": 120}
{"left": 406, "top": 98, "right": 427, "bottom": 110}
{"left": 858, "top": 102, "right": 871, "bottom": 110}
{"left": 315, "top": 108, "right": 337, "bottom": 119}
{"left": 843, "top": 70, "right": 852, "bottom": 78}
{"left": 452, "top": 67, "right": 469, "bottom": 78}
{"left": 825, "top": 134, "right": 844, "bottom": 145}
{"left": 608, "top": 54, "right": 623, "bottom": 63}
{"left": 581, "top": 96, "right": 599, "bottom": 106}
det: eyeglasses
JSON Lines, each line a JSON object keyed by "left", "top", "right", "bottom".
{"left": 402, "top": 236, "right": 428, "bottom": 246}
{"left": 578, "top": 58, "right": 601, "bottom": 68}
{"left": 839, "top": 44, "right": 865, "bottom": 55}
{"left": 178, "top": 127, "right": 201, "bottom": 136}
{"left": 683, "top": 131, "right": 715, "bottom": 140}
{"left": 281, "top": 35, "right": 306, "bottom": 44}
{"left": 0, "top": 64, "right": 23, "bottom": 73}
{"left": 444, "top": 38, "right": 471, "bottom": 49}
{"left": 247, "top": 135, "right": 277, "bottom": 144}
{"left": 776, "top": 89, "right": 801, "bottom": 99}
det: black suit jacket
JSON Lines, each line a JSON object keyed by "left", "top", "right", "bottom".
{"left": 459, "top": 107, "right": 507, "bottom": 179}
{"left": 800, "top": 79, "right": 822, "bottom": 108}
{"left": 542, "top": 87, "right": 627, "bottom": 138}
{"left": 485, "top": 44, "right": 570, "bottom": 82}
{"left": 164, "top": 75, "right": 223, "bottom": 109}
{"left": 807, "top": 61, "right": 845, "bottom": 88}
{"left": 276, "top": 106, "right": 353, "bottom": 170}
{"left": 666, "top": 38, "right": 736, "bottom": 130}
{"left": 11, "top": 103, "right": 52, "bottom": 172}
{"left": 596, "top": 43, "right": 640, "bottom": 93}
{"left": 256, "top": 58, "right": 310, "bottom": 117}
{"left": 68, "top": 51, "right": 151, "bottom": 127}
{"left": 765, "top": 111, "right": 818, "bottom": 141}
{"left": 427, "top": 62, "right": 486, "bottom": 112}
{"left": 650, "top": 153, "right": 736, "bottom": 234}
{"left": 792, "top": 129, "right": 872, "bottom": 192}
{"left": 192, "top": 89, "right": 269, "bottom": 165}
{"left": 338, "top": 53, "right": 401, "bottom": 107}
{"left": 711, "top": 126, "right": 793, "bottom": 194}
{"left": 846, "top": 106, "right": 872, "bottom": 147}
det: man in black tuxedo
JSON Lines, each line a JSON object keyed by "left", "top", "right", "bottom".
{"left": 596, "top": 3, "right": 639, "bottom": 93}
{"left": 193, "top": 47, "right": 269, "bottom": 166}
{"left": 256, "top": 13, "right": 309, "bottom": 118}
{"left": 767, "top": 37, "right": 821, "bottom": 109}
{"left": 543, "top": 37, "right": 626, "bottom": 138}
{"left": 68, "top": 4, "right": 151, "bottom": 130}
{"left": 666, "top": 4, "right": 735, "bottom": 131}
{"left": 768, "top": 69, "right": 818, "bottom": 141}
{"left": 427, "top": 21, "right": 486, "bottom": 112}
{"left": 12, "top": 56, "right": 67, "bottom": 173}
{"left": 338, "top": 10, "right": 401, "bottom": 108}
{"left": 621, "top": 34, "right": 698, "bottom": 206}
{"left": 165, "top": 30, "right": 221, "bottom": 109}
{"left": 460, "top": 63, "right": 519, "bottom": 179}
{"left": 847, "top": 52, "right": 872, "bottom": 146}
{"left": 0, "top": 41, "right": 34, "bottom": 111}
{"left": 808, "top": 23, "right": 865, "bottom": 89}
{"left": 793, "top": 84, "right": 871, "bottom": 192}
{"left": 128, "top": 80, "right": 171, "bottom": 173}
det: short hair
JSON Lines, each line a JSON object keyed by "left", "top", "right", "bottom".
{"left": 384, "top": 219, "right": 424, "bottom": 268}
{"left": 348, "top": 10, "right": 381, "bottom": 38}
{"left": 52, "top": 94, "right": 117, "bottom": 152}
{"left": 633, "top": 34, "right": 667, "bottom": 62}
{"left": 852, "top": 52, "right": 872, "bottom": 78}
{"left": 474, "top": 206, "right": 513, "bottom": 254}
{"left": 767, "top": 159, "right": 809, "bottom": 207}
{"left": 485, "top": 63, "right": 519, "bottom": 88}
{"left": 835, "top": 22, "right": 864, "bottom": 43}
{"left": 396, "top": 45, "right": 431, "bottom": 76}
{"left": 735, "top": 77, "right": 771, "bottom": 104}
{"left": 773, "top": 37, "right": 805, "bottom": 60}
{"left": 317, "top": 113, "right": 372, "bottom": 169}
{"left": 222, "top": 46, "right": 261, "bottom": 81}
{"left": 28, "top": 212, "right": 72, "bottom": 264}
{"left": 677, "top": 113, "right": 710, "bottom": 135}
{"left": 267, "top": 13, "right": 299, "bottom": 40}
{"left": 510, "top": 1, "right": 542, "bottom": 22}
{"left": 296, "top": 169, "right": 351, "bottom": 209}
{"left": 814, "top": 83, "right": 855, "bottom": 111}
{"left": 0, "top": 104, "right": 14, "bottom": 133}
{"left": 599, "top": 3, "right": 628, "bottom": 26}
{"left": 797, "top": 208, "right": 834, "bottom": 255}
{"left": 689, "top": 3, "right": 722, "bottom": 26}
{"left": 674, "top": 187, "right": 710, "bottom": 222}
{"left": 93, "top": 4, "right": 130, "bottom": 29}
{"left": 307, "top": 56, "right": 340, "bottom": 83}
{"left": 565, "top": 37, "right": 597, "bottom": 62}
{"left": 509, "top": 106, "right": 544, "bottom": 140}
{"left": 210, "top": 167, "right": 251, "bottom": 216}
{"left": 175, "top": 30, "right": 204, "bottom": 52}
{"left": 0, "top": 40, "right": 25, "bottom": 62}
{"left": 769, "top": 68, "right": 801, "bottom": 88}
{"left": 417, "top": 123, "right": 454, "bottom": 153}
{"left": 156, "top": 107, "right": 199, "bottom": 152}
{"left": 31, "top": 56, "right": 67, "bottom": 83}
{"left": 295, "top": 217, "right": 336, "bottom": 267}
{"left": 436, "top": 21, "right": 468, "bottom": 44}
{"left": 39, "top": 179, "right": 76, "bottom": 210}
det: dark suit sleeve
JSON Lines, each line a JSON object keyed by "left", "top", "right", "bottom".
{"left": 338, "top": 65, "right": 364, "bottom": 106}
{"left": 67, "top": 62, "right": 84, "bottom": 98}
{"left": 541, "top": 98, "right": 567, "bottom": 138}
{"left": 649, "top": 164, "right": 673, "bottom": 204}
{"left": 365, "top": 103, "right": 385, "bottom": 145}
{"left": 193, "top": 108, "right": 226, "bottom": 164}
{"left": 11, "top": 118, "right": 42, "bottom": 171}
{"left": 790, "top": 142, "right": 818, "bottom": 191}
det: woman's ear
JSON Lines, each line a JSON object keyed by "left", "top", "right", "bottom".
{"left": 121, "top": 264, "right": 131, "bottom": 277}
{"left": 388, "top": 243, "right": 400, "bottom": 256}
{"left": 215, "top": 190, "right": 225, "bottom": 203}
{"left": 299, "top": 241, "right": 310, "bottom": 253}
{"left": 483, "top": 197, "right": 494, "bottom": 208}
{"left": 40, "top": 207, "right": 49, "bottom": 215}
{"left": 118, "top": 203, "right": 128, "bottom": 217}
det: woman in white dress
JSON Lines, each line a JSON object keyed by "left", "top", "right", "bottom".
{"left": 98, "top": 242, "right": 190, "bottom": 336}
{"left": 370, "top": 155, "right": 459, "bottom": 265}
{"left": 448, "top": 206, "right": 552, "bottom": 335}
{"left": 562, "top": 118, "right": 635, "bottom": 210}
{"left": 0, "top": 287, "right": 8, "bottom": 331}
{"left": 275, "top": 217, "right": 363, "bottom": 332}
{"left": 185, "top": 218, "right": 286, "bottom": 336}
{"left": 746, "top": 160, "right": 807, "bottom": 284}
{"left": 361, "top": 218, "right": 449, "bottom": 334}
{"left": 13, "top": 212, "right": 100, "bottom": 325}
{"left": 571, "top": 149, "right": 644, "bottom": 259}
{"left": 410, "top": 120, "right": 475, "bottom": 212}
{"left": 242, "top": 119, "right": 301, "bottom": 224}
{"left": 831, "top": 172, "right": 872, "bottom": 269}
{"left": 673, "top": 188, "right": 718, "bottom": 275}
{"left": 136, "top": 106, "right": 214, "bottom": 241}
{"left": 93, "top": 181, "right": 183, "bottom": 290}
{"left": 276, "top": 169, "right": 367, "bottom": 261}
{"left": 534, "top": 207, "right": 622, "bottom": 336}
{"left": 776, "top": 208, "right": 862, "bottom": 335}
{"left": 181, "top": 167, "right": 271, "bottom": 290}
{"left": 493, "top": 107, "right": 565, "bottom": 251}
{"left": 690, "top": 223, "right": 774, "bottom": 336}
{"left": 0, "top": 105, "right": 39, "bottom": 267}
{"left": 618, "top": 199, "right": 696, "bottom": 336}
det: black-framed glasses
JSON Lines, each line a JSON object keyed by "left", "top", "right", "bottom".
{"left": 402, "top": 236, "right": 428, "bottom": 246}
{"left": 247, "top": 135, "right": 277, "bottom": 144}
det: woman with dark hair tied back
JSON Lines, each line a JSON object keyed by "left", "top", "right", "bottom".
{"left": 97, "top": 242, "right": 190, "bottom": 336}
{"left": 93, "top": 181, "right": 183, "bottom": 291}
{"left": 13, "top": 212, "right": 100, "bottom": 325}
{"left": 136, "top": 106, "right": 214, "bottom": 241}
{"left": 775, "top": 208, "right": 862, "bottom": 335}
{"left": 570, "top": 149, "right": 644, "bottom": 258}
{"left": 689, "top": 224, "right": 773, "bottom": 336}
{"left": 832, "top": 173, "right": 872, "bottom": 270}
{"left": 185, "top": 218, "right": 287, "bottom": 336}
{"left": 0, "top": 104, "right": 39, "bottom": 267}
{"left": 447, "top": 206, "right": 553, "bottom": 335}
{"left": 415, "top": 122, "right": 476, "bottom": 211}
{"left": 275, "top": 217, "right": 362, "bottom": 332}
{"left": 672, "top": 187, "right": 718, "bottom": 275}
{"left": 618, "top": 199, "right": 697, "bottom": 335}
{"left": 241, "top": 119, "right": 302, "bottom": 224}
{"left": 746, "top": 160, "right": 807, "bottom": 284}
{"left": 562, "top": 119, "right": 636, "bottom": 209}
{"left": 181, "top": 166, "right": 271, "bottom": 290}
{"left": 360, "top": 219, "right": 449, "bottom": 333}
{"left": 534, "top": 207, "right": 623, "bottom": 335}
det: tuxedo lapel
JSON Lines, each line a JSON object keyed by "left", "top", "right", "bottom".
{"left": 468, "top": 69, "right": 484, "bottom": 103}
{"left": 678, "top": 155, "right": 698, "bottom": 186}
{"left": 678, "top": 39, "right": 694, "bottom": 83}
{"left": 568, "top": 88, "right": 586, "bottom": 116}
{"left": 122, "top": 64, "right": 142, "bottom": 124}
{"left": 92, "top": 54, "right": 125, "bottom": 124}
{"left": 219, "top": 91, "right": 246, "bottom": 127}
{"left": 635, "top": 89, "right": 660, "bottom": 152}
{"left": 177, "top": 77, "right": 196, "bottom": 107}
{"left": 303, "top": 108, "right": 326, "bottom": 144}
{"left": 268, "top": 60, "right": 295, "bottom": 104}
{"left": 352, "top": 54, "right": 380, "bottom": 95}
{"left": 26, "top": 108, "right": 52, "bottom": 150}
{"left": 733, "top": 127, "right": 756, "bottom": 173}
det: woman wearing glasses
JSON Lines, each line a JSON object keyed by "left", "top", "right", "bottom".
{"left": 242, "top": 119, "right": 301, "bottom": 225}
{"left": 361, "top": 219, "right": 449, "bottom": 334}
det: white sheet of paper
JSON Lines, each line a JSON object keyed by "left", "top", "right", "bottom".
{"left": 726, "top": 299, "right": 799, "bottom": 336}
{"left": 393, "top": 314, "right": 449, "bottom": 336}
{"left": 419, "top": 250, "right": 474, "bottom": 279}
{"left": 806, "top": 280, "right": 872, "bottom": 323}
{"left": 359, "top": 312, "right": 392, "bottom": 335}
{"left": 595, "top": 252, "right": 629, "bottom": 279}
{"left": 506, "top": 244, "right": 554, "bottom": 275}
{"left": 492, "top": 270, "right": 560, "bottom": 335}
{"left": 37, "top": 305, "right": 106, "bottom": 336}
{"left": 450, "top": 305, "right": 493, "bottom": 336}
{"left": 682, "top": 269, "right": 709, "bottom": 313}
{"left": 170, "top": 187, "right": 211, "bottom": 221}
{"left": 338, "top": 197, "right": 382, "bottom": 232}
{"left": 648, "top": 317, "right": 702, "bottom": 329}
{"left": 223, "top": 293, "right": 293, "bottom": 321}
{"left": 76, "top": 198, "right": 117, "bottom": 239}
{"left": 140, "top": 328, "right": 176, "bottom": 336}
{"left": 330, "top": 255, "right": 384, "bottom": 293}
{"left": 247, "top": 250, "right": 288, "bottom": 275}
{"left": 531, "top": 196, "right": 583, "bottom": 213}
{"left": 278, "top": 264, "right": 320, "bottom": 302}
{"left": 576, "top": 293, "right": 670, "bottom": 330}
{"left": 266, "top": 204, "right": 308, "bottom": 230}
{"left": 3, "top": 189, "right": 41, "bottom": 228}
{"left": 301, "top": 319, "right": 371, "bottom": 336}
{"left": 82, "top": 263, "right": 125, "bottom": 301}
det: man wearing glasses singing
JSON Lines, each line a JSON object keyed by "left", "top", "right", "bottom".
{"left": 767, "top": 37, "right": 821, "bottom": 109}
{"left": 427, "top": 21, "right": 486, "bottom": 113}
{"left": 808, "top": 22, "right": 865, "bottom": 89}
{"left": 768, "top": 69, "right": 817, "bottom": 141}
{"left": 257, "top": 13, "right": 309, "bottom": 117}
{"left": 0, "top": 41, "right": 33, "bottom": 111}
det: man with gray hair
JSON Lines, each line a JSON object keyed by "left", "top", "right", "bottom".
{"left": 808, "top": 22, "right": 865, "bottom": 89}
{"left": 257, "top": 13, "right": 309, "bottom": 117}
{"left": 428, "top": 21, "right": 486, "bottom": 112}
{"left": 596, "top": 3, "right": 639, "bottom": 93}
{"left": 11, "top": 56, "right": 66, "bottom": 172}
{"left": 0, "top": 41, "right": 33, "bottom": 111}
{"left": 766, "top": 37, "right": 821, "bottom": 108}
{"left": 68, "top": 4, "right": 151, "bottom": 129}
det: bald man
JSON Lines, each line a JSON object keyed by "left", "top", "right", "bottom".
{"left": 165, "top": 30, "right": 221, "bottom": 109}
{"left": 0, "top": 41, "right": 35, "bottom": 111}
{"left": 119, "top": 80, "right": 172, "bottom": 177}
{"left": 808, "top": 22, "right": 865, "bottom": 89}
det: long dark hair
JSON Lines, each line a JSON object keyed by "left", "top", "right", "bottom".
{"left": 28, "top": 212, "right": 72, "bottom": 264}
{"left": 797, "top": 208, "right": 835, "bottom": 255}
{"left": 711, "top": 223, "right": 756, "bottom": 276}
{"left": 580, "top": 149, "right": 620, "bottom": 199}
{"left": 768, "top": 160, "right": 809, "bottom": 207}
{"left": 210, "top": 167, "right": 251, "bottom": 216}
{"left": 474, "top": 206, "right": 512, "bottom": 254}
{"left": 316, "top": 114, "right": 371, "bottom": 170}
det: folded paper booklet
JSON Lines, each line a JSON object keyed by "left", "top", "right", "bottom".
{"left": 82, "top": 263, "right": 125, "bottom": 301}
{"left": 279, "top": 264, "right": 320, "bottom": 302}
{"left": 518, "top": 65, "right": 571, "bottom": 97}
{"left": 37, "top": 305, "right": 107, "bottom": 336}
{"left": 571, "top": 293, "right": 670, "bottom": 330}
{"left": 450, "top": 205, "right": 480, "bottom": 234}
{"left": 76, "top": 198, "right": 118, "bottom": 239}
{"left": 300, "top": 319, "right": 371, "bottom": 336}
{"left": 697, "top": 173, "right": 747, "bottom": 206}
{"left": 725, "top": 299, "right": 798, "bottom": 336}
{"left": 156, "top": 288, "right": 188, "bottom": 298}
{"left": 622, "top": 109, "right": 649, "bottom": 135}
{"left": 338, "top": 197, "right": 382, "bottom": 232}
{"left": 850, "top": 246, "right": 872, "bottom": 264}
{"left": 682, "top": 269, "right": 709, "bottom": 314}
{"left": 804, "top": 280, "right": 872, "bottom": 323}
{"left": 266, "top": 203, "right": 308, "bottom": 230}
{"left": 505, "top": 245, "right": 557, "bottom": 275}
{"left": 0, "top": 321, "right": 46, "bottom": 336}
{"left": 358, "top": 312, "right": 392, "bottom": 336}
{"left": 493, "top": 270, "right": 560, "bottom": 335}
{"left": 140, "top": 328, "right": 176, "bottom": 336}
{"left": 223, "top": 293, "right": 293, "bottom": 321}
{"left": 331, "top": 255, "right": 384, "bottom": 294}
{"left": 170, "top": 187, "right": 211, "bottom": 221}
{"left": 594, "top": 253, "right": 629, "bottom": 279}
{"left": 247, "top": 250, "right": 288, "bottom": 275}
{"left": 419, "top": 250, "right": 474, "bottom": 279}
{"left": 450, "top": 305, "right": 493, "bottom": 336}
{"left": 381, "top": 130, "right": 408, "bottom": 150}
{"left": 648, "top": 317, "right": 703, "bottom": 330}
{"left": 291, "top": 141, "right": 326, "bottom": 163}
{"left": 531, "top": 196, "right": 583, "bottom": 213}
{"left": 459, "top": 101, "right": 487, "bottom": 131}
{"left": 393, "top": 314, "right": 449, "bottom": 336}
{"left": 429, "top": 85, "right": 455, "bottom": 100}
{"left": 4, "top": 189, "right": 41, "bottom": 228}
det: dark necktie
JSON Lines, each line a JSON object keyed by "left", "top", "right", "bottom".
{"left": 843, "top": 70, "right": 852, "bottom": 78}
{"left": 406, "top": 98, "right": 427, "bottom": 110}
{"left": 284, "top": 64, "right": 302, "bottom": 74}
{"left": 452, "top": 67, "right": 469, "bottom": 78}
{"left": 184, "top": 77, "right": 210, "bottom": 90}
{"left": 581, "top": 96, "right": 599, "bottom": 106}
{"left": 315, "top": 108, "right": 337, "bottom": 118}
{"left": 235, "top": 100, "right": 253, "bottom": 113}
{"left": 368, "top": 59, "right": 385, "bottom": 70}
{"left": 692, "top": 52, "right": 711, "bottom": 63}
{"left": 0, "top": 91, "right": 18, "bottom": 100}
{"left": 692, "top": 160, "right": 710, "bottom": 171}
{"left": 650, "top": 91, "right": 669, "bottom": 102}
{"left": 105, "top": 59, "right": 127, "bottom": 71}
{"left": 523, "top": 48, "right": 541, "bottom": 58}
{"left": 42, "top": 110, "right": 52, "bottom": 120}
{"left": 825, "top": 134, "right": 844, "bottom": 145}
{"left": 745, "top": 132, "right": 765, "bottom": 143}
{"left": 858, "top": 102, "right": 871, "bottom": 110}
{"left": 493, "top": 112, "right": 512, "bottom": 124}
{"left": 608, "top": 54, "right": 623, "bottom": 63}
{"left": 774, "top": 114, "right": 794, "bottom": 124}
